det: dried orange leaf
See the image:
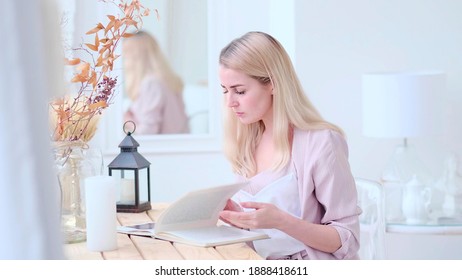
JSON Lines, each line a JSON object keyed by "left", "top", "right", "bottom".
{"left": 89, "top": 71, "right": 97, "bottom": 88}
{"left": 143, "top": 8, "right": 151, "bottom": 17}
{"left": 103, "top": 38, "right": 114, "bottom": 47}
{"left": 99, "top": 45, "right": 109, "bottom": 55}
{"left": 64, "top": 58, "right": 81, "bottom": 65}
{"left": 124, "top": 5, "right": 134, "bottom": 16}
{"left": 85, "top": 43, "right": 98, "bottom": 51}
{"left": 95, "top": 55, "right": 104, "bottom": 67}
{"left": 122, "top": 32, "right": 134, "bottom": 38}
{"left": 71, "top": 74, "right": 87, "bottom": 83}
{"left": 94, "top": 33, "right": 100, "bottom": 48}
{"left": 85, "top": 23, "right": 104, "bottom": 35}
{"left": 89, "top": 101, "right": 108, "bottom": 110}
{"left": 57, "top": 109, "right": 69, "bottom": 119}
{"left": 114, "top": 19, "right": 122, "bottom": 31}
{"left": 105, "top": 20, "right": 115, "bottom": 34}
{"left": 76, "top": 62, "right": 90, "bottom": 73}
{"left": 124, "top": 18, "right": 137, "bottom": 26}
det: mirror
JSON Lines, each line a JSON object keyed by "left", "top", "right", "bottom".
{"left": 98, "top": 0, "right": 221, "bottom": 154}
{"left": 57, "top": 0, "right": 219, "bottom": 153}
{"left": 121, "top": 0, "right": 209, "bottom": 135}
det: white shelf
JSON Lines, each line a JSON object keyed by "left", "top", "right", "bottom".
{"left": 386, "top": 223, "right": 462, "bottom": 235}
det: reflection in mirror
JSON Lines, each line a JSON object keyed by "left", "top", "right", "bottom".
{"left": 121, "top": 0, "right": 208, "bottom": 135}
{"left": 122, "top": 31, "right": 190, "bottom": 135}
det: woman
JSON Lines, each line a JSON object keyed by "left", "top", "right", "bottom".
{"left": 122, "top": 31, "right": 189, "bottom": 134}
{"left": 218, "top": 31, "right": 360, "bottom": 260}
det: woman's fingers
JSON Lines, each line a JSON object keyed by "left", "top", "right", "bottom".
{"left": 224, "top": 202, "right": 286, "bottom": 229}
{"left": 240, "top": 201, "right": 267, "bottom": 210}
{"left": 223, "top": 199, "right": 243, "bottom": 211}
{"left": 220, "top": 210, "right": 256, "bottom": 229}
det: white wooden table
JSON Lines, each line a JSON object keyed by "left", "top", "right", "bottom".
{"left": 64, "top": 203, "right": 263, "bottom": 260}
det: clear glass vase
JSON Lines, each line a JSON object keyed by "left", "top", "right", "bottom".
{"left": 53, "top": 141, "right": 103, "bottom": 243}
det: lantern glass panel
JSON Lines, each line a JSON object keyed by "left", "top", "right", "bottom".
{"left": 138, "top": 168, "right": 149, "bottom": 203}
{"left": 111, "top": 169, "right": 136, "bottom": 204}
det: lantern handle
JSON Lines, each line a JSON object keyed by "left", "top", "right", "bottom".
{"left": 123, "top": 120, "right": 136, "bottom": 135}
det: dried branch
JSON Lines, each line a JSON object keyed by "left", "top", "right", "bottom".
{"left": 50, "top": 0, "right": 150, "bottom": 143}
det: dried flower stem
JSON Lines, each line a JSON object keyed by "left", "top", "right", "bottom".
{"left": 50, "top": 0, "right": 151, "bottom": 143}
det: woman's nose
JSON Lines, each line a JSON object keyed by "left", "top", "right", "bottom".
{"left": 226, "top": 94, "right": 238, "bottom": 108}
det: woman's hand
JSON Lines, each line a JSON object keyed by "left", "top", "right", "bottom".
{"left": 219, "top": 201, "right": 287, "bottom": 230}
{"left": 223, "top": 199, "right": 243, "bottom": 212}
{"left": 219, "top": 199, "right": 243, "bottom": 226}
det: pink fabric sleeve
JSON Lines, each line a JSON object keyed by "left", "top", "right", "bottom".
{"left": 296, "top": 129, "right": 360, "bottom": 259}
{"left": 314, "top": 130, "right": 360, "bottom": 259}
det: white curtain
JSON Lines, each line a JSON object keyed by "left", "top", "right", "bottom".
{"left": 0, "top": 0, "right": 65, "bottom": 259}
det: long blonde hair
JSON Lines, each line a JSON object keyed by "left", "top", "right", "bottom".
{"left": 122, "top": 31, "right": 183, "bottom": 101}
{"left": 219, "top": 31, "right": 343, "bottom": 177}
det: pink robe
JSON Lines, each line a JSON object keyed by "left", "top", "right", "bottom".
{"left": 124, "top": 75, "right": 189, "bottom": 134}
{"left": 233, "top": 128, "right": 361, "bottom": 259}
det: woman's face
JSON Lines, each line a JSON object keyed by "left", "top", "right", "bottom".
{"left": 219, "top": 66, "right": 273, "bottom": 125}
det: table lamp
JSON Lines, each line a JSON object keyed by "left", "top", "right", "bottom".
{"left": 362, "top": 70, "right": 445, "bottom": 221}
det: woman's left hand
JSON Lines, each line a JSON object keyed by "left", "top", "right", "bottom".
{"left": 219, "top": 201, "right": 287, "bottom": 230}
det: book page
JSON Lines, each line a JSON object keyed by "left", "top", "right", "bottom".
{"left": 157, "top": 225, "right": 268, "bottom": 247}
{"left": 155, "top": 182, "right": 248, "bottom": 233}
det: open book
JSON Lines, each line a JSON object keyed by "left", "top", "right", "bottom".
{"left": 118, "top": 182, "right": 269, "bottom": 247}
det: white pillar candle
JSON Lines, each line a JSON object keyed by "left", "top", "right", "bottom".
{"left": 85, "top": 175, "right": 118, "bottom": 252}
{"left": 119, "top": 178, "right": 135, "bottom": 203}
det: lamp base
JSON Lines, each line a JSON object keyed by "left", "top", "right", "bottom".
{"left": 381, "top": 143, "right": 432, "bottom": 223}
{"left": 382, "top": 143, "right": 432, "bottom": 185}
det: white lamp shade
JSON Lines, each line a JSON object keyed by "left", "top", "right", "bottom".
{"left": 362, "top": 71, "right": 445, "bottom": 138}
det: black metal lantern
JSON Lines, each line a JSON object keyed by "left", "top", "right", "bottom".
{"left": 108, "top": 121, "right": 151, "bottom": 213}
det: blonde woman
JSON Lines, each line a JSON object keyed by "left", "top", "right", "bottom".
{"left": 218, "top": 31, "right": 360, "bottom": 260}
{"left": 122, "top": 31, "right": 189, "bottom": 134}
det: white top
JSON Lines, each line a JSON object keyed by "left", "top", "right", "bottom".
{"left": 233, "top": 168, "right": 306, "bottom": 259}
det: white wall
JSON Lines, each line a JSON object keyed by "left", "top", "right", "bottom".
{"left": 294, "top": 0, "right": 462, "bottom": 182}
{"left": 94, "top": 0, "right": 462, "bottom": 203}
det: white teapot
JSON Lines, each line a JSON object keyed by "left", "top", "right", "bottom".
{"left": 402, "top": 175, "right": 431, "bottom": 224}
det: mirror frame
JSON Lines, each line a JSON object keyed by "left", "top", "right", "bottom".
{"left": 99, "top": 0, "right": 222, "bottom": 156}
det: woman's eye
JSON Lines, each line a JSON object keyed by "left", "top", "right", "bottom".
{"left": 235, "top": 90, "right": 245, "bottom": 95}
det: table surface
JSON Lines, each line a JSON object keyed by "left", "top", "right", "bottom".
{"left": 64, "top": 203, "right": 263, "bottom": 260}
